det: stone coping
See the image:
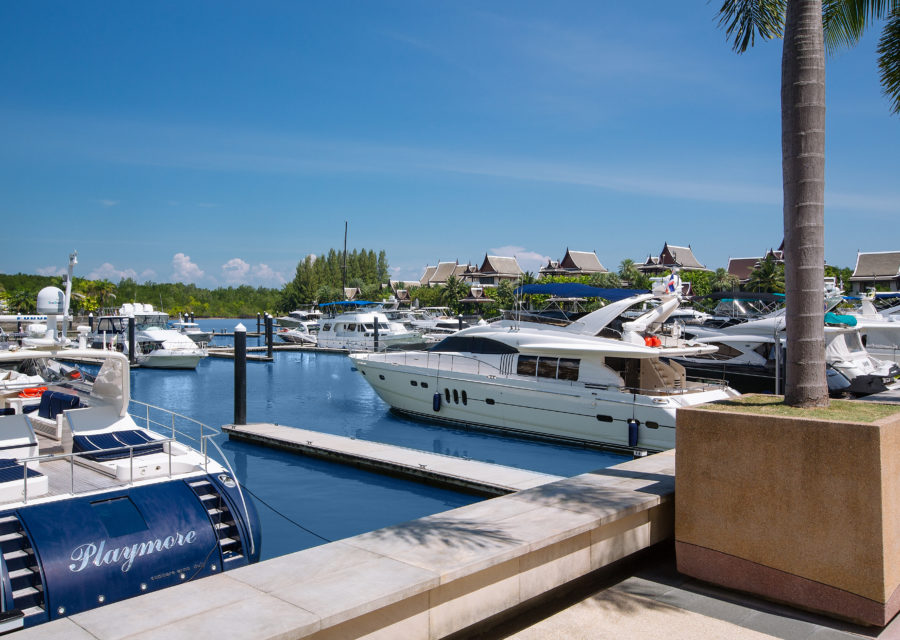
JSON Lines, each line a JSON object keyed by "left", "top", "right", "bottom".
{"left": 20, "top": 451, "right": 674, "bottom": 639}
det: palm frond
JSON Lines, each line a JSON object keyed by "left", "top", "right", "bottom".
{"left": 878, "top": 6, "right": 900, "bottom": 113}
{"left": 717, "top": 0, "right": 787, "bottom": 52}
{"left": 823, "top": 0, "right": 895, "bottom": 52}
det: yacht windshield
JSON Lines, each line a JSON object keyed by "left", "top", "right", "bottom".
{"left": 429, "top": 336, "right": 518, "bottom": 354}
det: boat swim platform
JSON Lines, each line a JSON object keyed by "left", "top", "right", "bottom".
{"left": 20, "top": 450, "right": 675, "bottom": 640}
{"left": 223, "top": 423, "right": 564, "bottom": 496}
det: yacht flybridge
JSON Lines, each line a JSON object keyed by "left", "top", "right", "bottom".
{"left": 0, "top": 347, "right": 260, "bottom": 631}
{"left": 351, "top": 281, "right": 739, "bottom": 453}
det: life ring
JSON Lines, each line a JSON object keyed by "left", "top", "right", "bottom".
{"left": 18, "top": 386, "right": 48, "bottom": 398}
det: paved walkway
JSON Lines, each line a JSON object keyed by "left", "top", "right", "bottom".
{"left": 472, "top": 544, "right": 900, "bottom": 640}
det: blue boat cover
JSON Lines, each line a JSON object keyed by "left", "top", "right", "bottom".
{"left": 73, "top": 430, "right": 165, "bottom": 461}
{"left": 513, "top": 283, "right": 648, "bottom": 301}
{"left": 0, "top": 458, "right": 44, "bottom": 483}
{"left": 843, "top": 292, "right": 900, "bottom": 300}
{"left": 824, "top": 312, "right": 858, "bottom": 327}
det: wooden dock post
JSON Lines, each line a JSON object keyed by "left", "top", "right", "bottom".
{"left": 265, "top": 314, "right": 273, "bottom": 359}
{"left": 234, "top": 323, "right": 247, "bottom": 425}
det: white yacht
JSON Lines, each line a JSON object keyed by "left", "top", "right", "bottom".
{"left": 318, "top": 302, "right": 425, "bottom": 352}
{"left": 91, "top": 304, "right": 207, "bottom": 369}
{"left": 351, "top": 287, "right": 739, "bottom": 453}
{"left": 277, "top": 324, "right": 318, "bottom": 346}
{"left": 0, "top": 347, "right": 260, "bottom": 631}
{"left": 275, "top": 309, "right": 322, "bottom": 329}
{"left": 678, "top": 310, "right": 900, "bottom": 396}
{"left": 837, "top": 292, "right": 900, "bottom": 364}
{"left": 170, "top": 319, "right": 214, "bottom": 346}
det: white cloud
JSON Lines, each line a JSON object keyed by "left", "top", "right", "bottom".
{"left": 87, "top": 262, "right": 138, "bottom": 282}
{"left": 222, "top": 258, "right": 286, "bottom": 287}
{"left": 36, "top": 265, "right": 66, "bottom": 276}
{"left": 140, "top": 269, "right": 157, "bottom": 281}
{"left": 251, "top": 263, "right": 286, "bottom": 286}
{"left": 490, "top": 245, "right": 550, "bottom": 274}
{"left": 171, "top": 253, "right": 205, "bottom": 283}
{"left": 98, "top": 199, "right": 119, "bottom": 207}
{"left": 222, "top": 258, "right": 250, "bottom": 284}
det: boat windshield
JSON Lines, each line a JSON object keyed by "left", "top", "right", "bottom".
{"left": 135, "top": 314, "right": 169, "bottom": 330}
{"left": 429, "top": 336, "right": 518, "bottom": 354}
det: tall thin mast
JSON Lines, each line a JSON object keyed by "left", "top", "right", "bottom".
{"left": 342, "top": 221, "right": 348, "bottom": 292}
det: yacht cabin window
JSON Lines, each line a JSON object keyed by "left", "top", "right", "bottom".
{"left": 517, "top": 355, "right": 580, "bottom": 381}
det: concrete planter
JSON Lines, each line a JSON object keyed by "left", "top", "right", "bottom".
{"left": 675, "top": 401, "right": 900, "bottom": 626}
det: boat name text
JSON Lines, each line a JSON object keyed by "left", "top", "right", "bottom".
{"left": 69, "top": 530, "right": 198, "bottom": 573}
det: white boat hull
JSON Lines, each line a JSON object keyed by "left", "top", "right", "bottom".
{"left": 352, "top": 356, "right": 730, "bottom": 452}
{"left": 137, "top": 351, "right": 204, "bottom": 369}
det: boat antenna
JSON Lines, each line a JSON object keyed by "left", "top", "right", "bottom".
{"left": 60, "top": 250, "right": 77, "bottom": 344}
{"left": 342, "top": 220, "right": 348, "bottom": 292}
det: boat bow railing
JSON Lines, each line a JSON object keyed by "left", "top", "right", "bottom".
{"left": 128, "top": 399, "right": 255, "bottom": 556}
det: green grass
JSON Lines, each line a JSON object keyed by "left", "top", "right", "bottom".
{"left": 697, "top": 394, "right": 899, "bottom": 423}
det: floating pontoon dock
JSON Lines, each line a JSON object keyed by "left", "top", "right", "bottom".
{"left": 222, "top": 423, "right": 563, "bottom": 496}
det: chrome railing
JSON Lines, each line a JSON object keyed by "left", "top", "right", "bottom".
{"left": 14, "top": 400, "right": 257, "bottom": 555}
{"left": 18, "top": 436, "right": 177, "bottom": 502}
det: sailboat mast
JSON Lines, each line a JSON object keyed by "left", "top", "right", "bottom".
{"left": 342, "top": 221, "right": 348, "bottom": 292}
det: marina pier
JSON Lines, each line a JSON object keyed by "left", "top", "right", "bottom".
{"left": 223, "top": 423, "right": 564, "bottom": 496}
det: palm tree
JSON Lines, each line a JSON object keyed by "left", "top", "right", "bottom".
{"left": 617, "top": 258, "right": 643, "bottom": 287}
{"left": 711, "top": 268, "right": 741, "bottom": 292}
{"left": 746, "top": 256, "right": 786, "bottom": 292}
{"left": 717, "top": 0, "right": 898, "bottom": 407}
{"left": 441, "top": 276, "right": 467, "bottom": 314}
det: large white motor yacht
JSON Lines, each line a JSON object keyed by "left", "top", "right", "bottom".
{"left": 351, "top": 286, "right": 739, "bottom": 453}
{"left": 91, "top": 304, "right": 207, "bottom": 369}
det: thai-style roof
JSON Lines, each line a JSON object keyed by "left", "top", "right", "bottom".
{"left": 419, "top": 261, "right": 473, "bottom": 286}
{"left": 419, "top": 265, "right": 438, "bottom": 286}
{"left": 850, "top": 251, "right": 900, "bottom": 281}
{"left": 660, "top": 243, "right": 706, "bottom": 270}
{"left": 343, "top": 287, "right": 361, "bottom": 300}
{"left": 727, "top": 257, "right": 761, "bottom": 282}
{"left": 477, "top": 255, "right": 523, "bottom": 276}
{"left": 459, "top": 286, "right": 494, "bottom": 303}
{"left": 431, "top": 261, "right": 460, "bottom": 283}
{"left": 560, "top": 250, "right": 606, "bottom": 273}
{"left": 643, "top": 255, "right": 660, "bottom": 266}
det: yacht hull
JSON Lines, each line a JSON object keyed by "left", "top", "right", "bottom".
{"left": 138, "top": 352, "right": 204, "bottom": 369}
{"left": 354, "top": 358, "right": 727, "bottom": 452}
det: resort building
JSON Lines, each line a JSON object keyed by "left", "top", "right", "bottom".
{"left": 849, "top": 251, "right": 900, "bottom": 293}
{"left": 418, "top": 261, "right": 474, "bottom": 287}
{"left": 727, "top": 248, "right": 784, "bottom": 283}
{"left": 637, "top": 242, "right": 708, "bottom": 275}
{"left": 539, "top": 249, "right": 608, "bottom": 278}
{"left": 468, "top": 255, "right": 524, "bottom": 287}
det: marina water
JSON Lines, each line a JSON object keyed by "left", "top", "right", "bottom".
{"left": 128, "top": 319, "right": 627, "bottom": 560}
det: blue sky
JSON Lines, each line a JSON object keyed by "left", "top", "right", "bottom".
{"left": 1, "top": 1, "right": 897, "bottom": 287}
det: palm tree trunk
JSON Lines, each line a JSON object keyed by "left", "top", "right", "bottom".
{"left": 782, "top": 0, "right": 828, "bottom": 407}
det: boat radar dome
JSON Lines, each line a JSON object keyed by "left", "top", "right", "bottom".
{"left": 36, "top": 287, "right": 65, "bottom": 315}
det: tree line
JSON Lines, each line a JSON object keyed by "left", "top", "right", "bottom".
{"left": 0, "top": 250, "right": 856, "bottom": 319}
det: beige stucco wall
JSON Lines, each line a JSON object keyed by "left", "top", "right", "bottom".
{"left": 676, "top": 405, "right": 900, "bottom": 604}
